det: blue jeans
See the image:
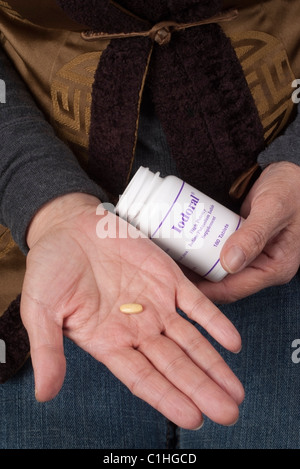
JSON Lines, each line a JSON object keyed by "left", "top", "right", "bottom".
{"left": 1, "top": 272, "right": 300, "bottom": 449}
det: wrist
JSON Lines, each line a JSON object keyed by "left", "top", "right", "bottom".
{"left": 26, "top": 192, "right": 101, "bottom": 249}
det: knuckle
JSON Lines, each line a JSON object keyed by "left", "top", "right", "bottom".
{"left": 189, "top": 295, "right": 211, "bottom": 320}
{"left": 164, "top": 354, "right": 189, "bottom": 377}
{"left": 246, "top": 225, "right": 267, "bottom": 253}
{"left": 266, "top": 242, "right": 300, "bottom": 285}
{"left": 130, "top": 367, "right": 153, "bottom": 397}
{"left": 263, "top": 255, "right": 298, "bottom": 286}
{"left": 273, "top": 264, "right": 298, "bottom": 286}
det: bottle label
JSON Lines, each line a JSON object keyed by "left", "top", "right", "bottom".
{"left": 141, "top": 182, "right": 241, "bottom": 279}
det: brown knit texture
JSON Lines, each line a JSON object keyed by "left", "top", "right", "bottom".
{"left": 58, "top": 0, "right": 264, "bottom": 208}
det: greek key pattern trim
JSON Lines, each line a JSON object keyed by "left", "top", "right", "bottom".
{"left": 231, "top": 30, "right": 295, "bottom": 143}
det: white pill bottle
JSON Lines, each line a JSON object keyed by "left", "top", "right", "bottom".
{"left": 115, "top": 167, "right": 242, "bottom": 282}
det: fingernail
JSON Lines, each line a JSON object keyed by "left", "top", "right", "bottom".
{"left": 228, "top": 416, "right": 239, "bottom": 427}
{"left": 233, "top": 345, "right": 242, "bottom": 354}
{"left": 193, "top": 420, "right": 204, "bottom": 431}
{"left": 223, "top": 246, "right": 246, "bottom": 273}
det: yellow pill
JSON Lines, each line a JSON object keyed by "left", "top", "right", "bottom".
{"left": 120, "top": 303, "right": 144, "bottom": 314}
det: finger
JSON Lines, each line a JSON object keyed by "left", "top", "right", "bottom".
{"left": 199, "top": 249, "right": 295, "bottom": 304}
{"left": 163, "top": 313, "right": 244, "bottom": 404}
{"left": 220, "top": 198, "right": 287, "bottom": 274}
{"left": 198, "top": 265, "right": 270, "bottom": 303}
{"left": 20, "top": 291, "right": 66, "bottom": 402}
{"left": 138, "top": 333, "right": 240, "bottom": 426}
{"left": 102, "top": 347, "right": 204, "bottom": 430}
{"left": 178, "top": 279, "right": 242, "bottom": 353}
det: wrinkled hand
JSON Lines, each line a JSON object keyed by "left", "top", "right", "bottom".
{"left": 21, "top": 193, "right": 243, "bottom": 430}
{"left": 198, "top": 162, "right": 300, "bottom": 303}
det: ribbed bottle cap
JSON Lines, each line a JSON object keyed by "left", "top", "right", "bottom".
{"left": 115, "top": 167, "right": 161, "bottom": 226}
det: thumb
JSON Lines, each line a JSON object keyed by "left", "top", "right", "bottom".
{"left": 220, "top": 204, "right": 280, "bottom": 274}
{"left": 20, "top": 293, "right": 66, "bottom": 402}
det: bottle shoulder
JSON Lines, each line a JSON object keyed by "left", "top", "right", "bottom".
{"left": 138, "top": 175, "right": 183, "bottom": 231}
{"left": 151, "top": 175, "right": 183, "bottom": 200}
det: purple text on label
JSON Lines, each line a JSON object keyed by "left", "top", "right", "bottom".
{"left": 171, "top": 192, "right": 200, "bottom": 234}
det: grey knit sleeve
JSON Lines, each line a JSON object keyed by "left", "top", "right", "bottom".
{"left": 0, "top": 48, "right": 108, "bottom": 253}
{"left": 258, "top": 104, "right": 300, "bottom": 168}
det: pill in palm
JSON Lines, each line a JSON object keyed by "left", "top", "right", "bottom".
{"left": 120, "top": 303, "right": 144, "bottom": 314}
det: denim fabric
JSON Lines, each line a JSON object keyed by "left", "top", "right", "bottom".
{"left": 1, "top": 274, "right": 300, "bottom": 449}
{"left": 0, "top": 339, "right": 170, "bottom": 449}
{"left": 179, "top": 273, "right": 300, "bottom": 449}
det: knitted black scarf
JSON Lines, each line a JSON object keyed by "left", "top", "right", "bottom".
{"left": 57, "top": 0, "right": 264, "bottom": 208}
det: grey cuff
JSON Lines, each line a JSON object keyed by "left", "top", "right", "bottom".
{"left": 0, "top": 118, "right": 108, "bottom": 253}
{"left": 258, "top": 104, "right": 300, "bottom": 169}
